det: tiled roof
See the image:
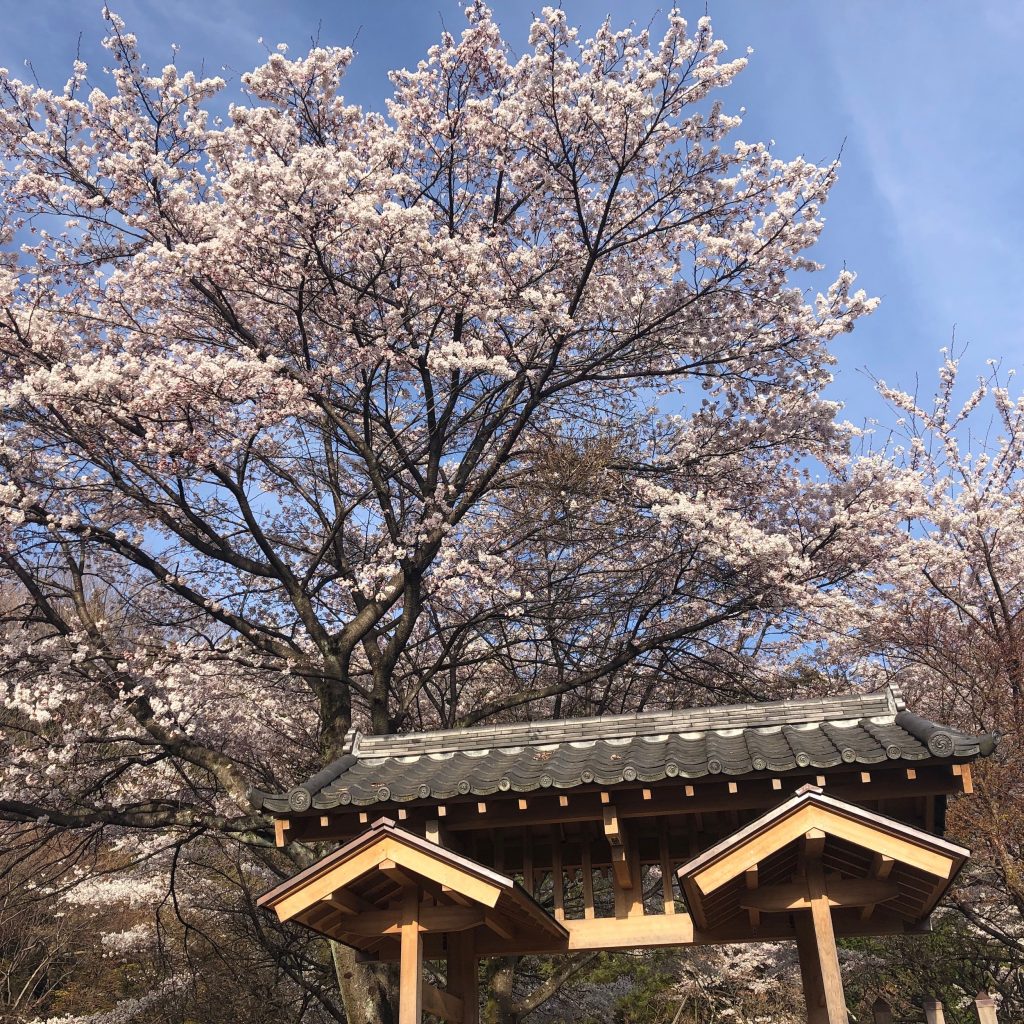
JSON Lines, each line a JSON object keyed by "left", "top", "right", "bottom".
{"left": 249, "top": 686, "right": 996, "bottom": 815}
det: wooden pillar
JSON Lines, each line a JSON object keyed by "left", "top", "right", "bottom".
{"left": 399, "top": 888, "right": 423, "bottom": 1024}
{"left": 871, "top": 997, "right": 893, "bottom": 1024}
{"left": 794, "top": 912, "right": 829, "bottom": 1024}
{"left": 447, "top": 931, "right": 479, "bottom": 1024}
{"left": 924, "top": 999, "right": 946, "bottom": 1024}
{"left": 974, "top": 991, "right": 999, "bottom": 1024}
{"left": 803, "top": 861, "right": 849, "bottom": 1024}
{"left": 626, "top": 835, "right": 644, "bottom": 918}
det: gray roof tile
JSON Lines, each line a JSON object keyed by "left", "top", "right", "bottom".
{"left": 248, "top": 686, "right": 997, "bottom": 814}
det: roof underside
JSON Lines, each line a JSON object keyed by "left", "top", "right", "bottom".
{"left": 257, "top": 817, "right": 566, "bottom": 956}
{"left": 251, "top": 686, "right": 994, "bottom": 815}
{"left": 677, "top": 787, "right": 971, "bottom": 931}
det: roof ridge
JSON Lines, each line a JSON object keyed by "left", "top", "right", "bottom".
{"left": 251, "top": 684, "right": 993, "bottom": 815}
{"left": 354, "top": 688, "right": 894, "bottom": 758}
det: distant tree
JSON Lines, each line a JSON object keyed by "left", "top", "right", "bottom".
{"left": 0, "top": 5, "right": 894, "bottom": 1020}
{"left": 845, "top": 354, "right": 1024, "bottom": 1016}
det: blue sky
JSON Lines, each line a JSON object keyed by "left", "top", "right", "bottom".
{"left": 2, "top": 1, "right": 1021, "bottom": 426}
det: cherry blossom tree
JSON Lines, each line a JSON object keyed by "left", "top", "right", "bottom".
{"left": 0, "top": 5, "right": 898, "bottom": 1021}
{"left": 845, "top": 355, "right": 1024, "bottom": 1015}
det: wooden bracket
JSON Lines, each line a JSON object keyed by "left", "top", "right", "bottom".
{"left": 741, "top": 878, "right": 899, "bottom": 913}
{"left": 745, "top": 864, "right": 760, "bottom": 930}
{"left": 423, "top": 983, "right": 464, "bottom": 1022}
{"left": 274, "top": 818, "right": 290, "bottom": 847}
{"left": 952, "top": 763, "right": 974, "bottom": 794}
{"left": 860, "top": 853, "right": 896, "bottom": 921}
{"left": 604, "top": 805, "right": 633, "bottom": 889}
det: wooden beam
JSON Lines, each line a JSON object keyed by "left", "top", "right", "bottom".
{"left": 290, "top": 766, "right": 966, "bottom": 842}
{"left": 626, "top": 837, "right": 644, "bottom": 918}
{"left": 339, "top": 905, "right": 485, "bottom": 937}
{"left": 399, "top": 888, "right": 423, "bottom": 1024}
{"left": 803, "top": 828, "right": 827, "bottom": 861}
{"left": 522, "top": 835, "right": 534, "bottom": 897}
{"left": 422, "top": 983, "right": 463, "bottom": 1023}
{"left": 381, "top": 859, "right": 421, "bottom": 891}
{"left": 806, "top": 861, "right": 849, "bottom": 1023}
{"left": 442, "top": 885, "right": 474, "bottom": 909}
{"left": 482, "top": 912, "right": 514, "bottom": 942}
{"left": 602, "top": 805, "right": 623, "bottom": 845}
{"left": 741, "top": 879, "right": 899, "bottom": 913}
{"left": 860, "top": 854, "right": 896, "bottom": 921}
{"left": 660, "top": 826, "right": 676, "bottom": 916}
{"left": 399, "top": 906, "right": 919, "bottom": 960}
{"left": 582, "top": 843, "right": 595, "bottom": 920}
{"left": 745, "top": 864, "right": 760, "bottom": 930}
{"left": 604, "top": 806, "right": 633, "bottom": 890}
{"left": 610, "top": 847, "right": 632, "bottom": 891}
{"left": 953, "top": 763, "right": 974, "bottom": 794}
{"left": 321, "top": 889, "right": 376, "bottom": 915}
{"left": 551, "top": 829, "right": 565, "bottom": 922}
{"left": 274, "top": 818, "right": 290, "bottom": 847}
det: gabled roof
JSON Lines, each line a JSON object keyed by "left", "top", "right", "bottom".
{"left": 250, "top": 685, "right": 996, "bottom": 815}
{"left": 677, "top": 785, "right": 971, "bottom": 931}
{"left": 256, "top": 816, "right": 567, "bottom": 956}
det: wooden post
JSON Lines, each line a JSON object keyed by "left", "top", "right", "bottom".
{"left": 626, "top": 836, "right": 644, "bottom": 918}
{"left": 974, "top": 991, "right": 999, "bottom": 1024}
{"left": 659, "top": 826, "right": 676, "bottom": 916}
{"left": 399, "top": 887, "right": 423, "bottom": 1024}
{"left": 551, "top": 828, "right": 565, "bottom": 922}
{"left": 805, "top": 861, "right": 849, "bottom": 1024}
{"left": 447, "top": 931, "right": 479, "bottom": 1024}
{"left": 581, "top": 842, "right": 595, "bottom": 920}
{"left": 924, "top": 998, "right": 946, "bottom": 1024}
{"left": 794, "top": 912, "right": 829, "bottom": 1024}
{"left": 871, "top": 997, "right": 893, "bottom": 1024}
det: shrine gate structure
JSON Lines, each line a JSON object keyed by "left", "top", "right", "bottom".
{"left": 254, "top": 685, "right": 996, "bottom": 1024}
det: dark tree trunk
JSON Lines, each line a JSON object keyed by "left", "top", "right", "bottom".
{"left": 332, "top": 941, "right": 398, "bottom": 1024}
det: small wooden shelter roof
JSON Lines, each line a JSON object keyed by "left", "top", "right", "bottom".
{"left": 256, "top": 816, "right": 567, "bottom": 958}
{"left": 250, "top": 685, "right": 994, "bottom": 815}
{"left": 677, "top": 784, "right": 971, "bottom": 933}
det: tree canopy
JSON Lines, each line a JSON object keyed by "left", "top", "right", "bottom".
{"left": 0, "top": 6, "right": 1019, "bottom": 1024}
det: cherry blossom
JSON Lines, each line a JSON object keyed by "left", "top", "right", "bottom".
{"left": 0, "top": 6, "right": 902, "bottom": 1020}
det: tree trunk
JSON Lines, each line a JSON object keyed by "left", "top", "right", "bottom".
{"left": 332, "top": 941, "right": 398, "bottom": 1024}
{"left": 483, "top": 957, "right": 520, "bottom": 1024}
